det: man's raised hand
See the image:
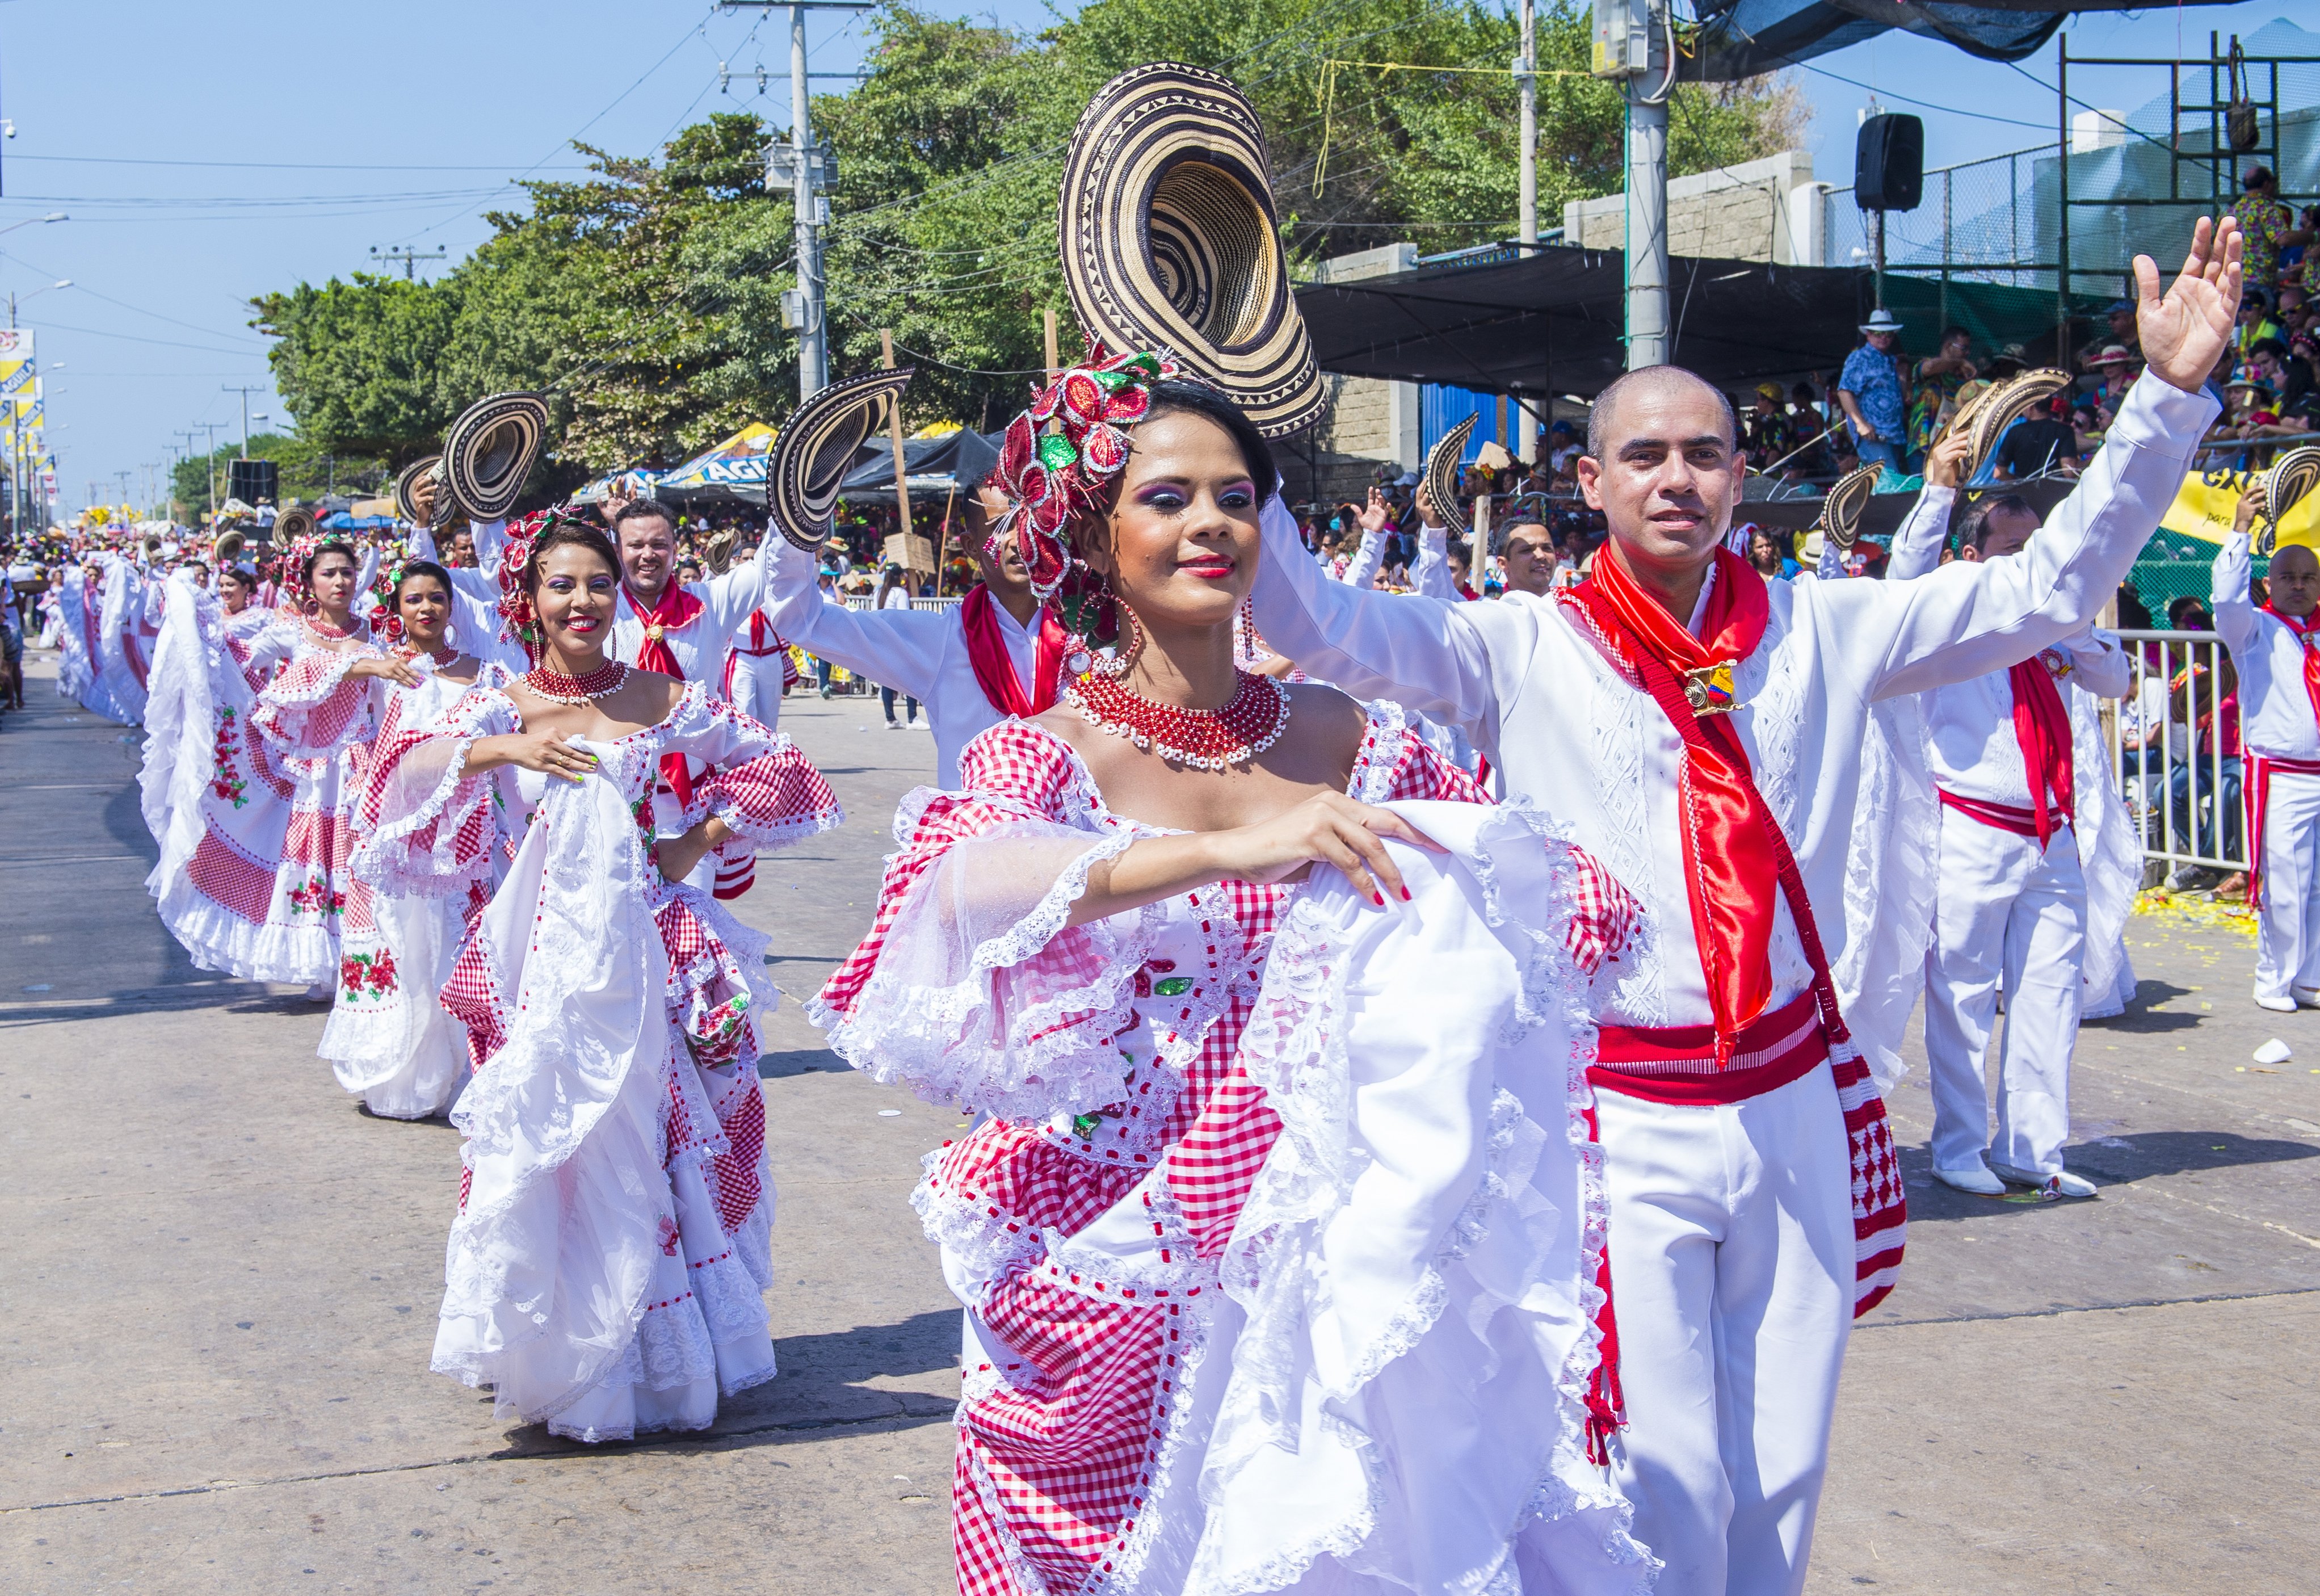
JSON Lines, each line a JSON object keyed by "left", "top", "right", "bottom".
{"left": 2136, "top": 215, "right": 2243, "bottom": 393}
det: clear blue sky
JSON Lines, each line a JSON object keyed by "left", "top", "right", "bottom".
{"left": 0, "top": 0, "right": 2301, "bottom": 515}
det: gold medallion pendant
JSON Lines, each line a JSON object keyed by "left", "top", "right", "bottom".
{"left": 1682, "top": 660, "right": 1739, "bottom": 716}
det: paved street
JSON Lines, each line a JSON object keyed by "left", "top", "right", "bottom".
{"left": 5, "top": 656, "right": 2317, "bottom": 1594}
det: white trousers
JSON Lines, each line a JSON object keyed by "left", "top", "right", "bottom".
{"left": 2256, "top": 768, "right": 2320, "bottom": 1005}
{"left": 726, "top": 647, "right": 786, "bottom": 735}
{"left": 1598, "top": 1064, "right": 1854, "bottom": 1596}
{"left": 1923, "top": 808, "right": 2086, "bottom": 1177}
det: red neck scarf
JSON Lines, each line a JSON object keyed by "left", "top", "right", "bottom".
{"left": 2262, "top": 602, "right": 2320, "bottom": 730}
{"left": 2008, "top": 656, "right": 2075, "bottom": 850}
{"left": 1573, "top": 546, "right": 1788, "bottom": 1062}
{"left": 960, "top": 583, "right": 1069, "bottom": 717}
{"left": 623, "top": 579, "right": 707, "bottom": 804}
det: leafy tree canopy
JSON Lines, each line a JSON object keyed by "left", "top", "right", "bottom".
{"left": 251, "top": 1, "right": 1798, "bottom": 468}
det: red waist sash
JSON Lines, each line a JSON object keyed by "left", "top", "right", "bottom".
{"left": 1937, "top": 787, "right": 2069, "bottom": 840}
{"left": 2245, "top": 754, "right": 2320, "bottom": 909}
{"left": 1590, "top": 989, "right": 1829, "bottom": 1106}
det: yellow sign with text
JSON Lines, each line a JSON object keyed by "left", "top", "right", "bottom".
{"left": 2162, "top": 468, "right": 2320, "bottom": 549}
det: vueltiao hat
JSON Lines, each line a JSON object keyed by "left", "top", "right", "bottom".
{"left": 394, "top": 456, "right": 444, "bottom": 528}
{"left": 1965, "top": 368, "right": 2073, "bottom": 475}
{"left": 2255, "top": 444, "right": 2320, "bottom": 556}
{"left": 1817, "top": 462, "right": 1881, "bottom": 549}
{"left": 274, "top": 505, "right": 317, "bottom": 545}
{"left": 767, "top": 367, "right": 913, "bottom": 552}
{"left": 1422, "top": 414, "right": 1477, "bottom": 536}
{"left": 440, "top": 392, "right": 550, "bottom": 522}
{"left": 1058, "top": 62, "right": 1325, "bottom": 439}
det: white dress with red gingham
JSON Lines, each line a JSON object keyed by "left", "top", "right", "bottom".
{"left": 355, "top": 681, "right": 844, "bottom": 1441}
{"left": 815, "top": 706, "right": 1655, "bottom": 1596}
{"left": 306, "top": 656, "right": 518, "bottom": 1120}
{"left": 142, "top": 607, "right": 371, "bottom": 985}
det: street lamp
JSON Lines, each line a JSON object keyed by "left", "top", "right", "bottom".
{"left": 0, "top": 213, "right": 68, "bottom": 240}
{"left": 8, "top": 279, "right": 72, "bottom": 329}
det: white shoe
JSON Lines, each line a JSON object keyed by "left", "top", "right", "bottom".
{"left": 1934, "top": 1163, "right": 2006, "bottom": 1195}
{"left": 2256, "top": 991, "right": 2298, "bottom": 1013}
{"left": 2294, "top": 989, "right": 2320, "bottom": 1010}
{"left": 1991, "top": 1162, "right": 2099, "bottom": 1198}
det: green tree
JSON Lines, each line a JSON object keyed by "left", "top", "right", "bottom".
{"left": 249, "top": 2, "right": 1802, "bottom": 460}
{"left": 250, "top": 275, "right": 461, "bottom": 465}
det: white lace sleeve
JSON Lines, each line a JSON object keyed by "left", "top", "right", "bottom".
{"left": 811, "top": 725, "right": 1152, "bottom": 1121}
{"left": 352, "top": 690, "right": 518, "bottom": 897}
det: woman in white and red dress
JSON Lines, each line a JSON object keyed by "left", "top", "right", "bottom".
{"left": 354, "top": 515, "right": 842, "bottom": 1442}
{"left": 146, "top": 539, "right": 387, "bottom": 988}
{"left": 305, "top": 559, "right": 520, "bottom": 1119}
{"left": 814, "top": 354, "right": 1652, "bottom": 1594}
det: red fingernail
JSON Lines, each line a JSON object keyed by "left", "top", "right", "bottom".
{"left": 1371, "top": 891, "right": 1384, "bottom": 905}
{"left": 1400, "top": 887, "right": 1411, "bottom": 901}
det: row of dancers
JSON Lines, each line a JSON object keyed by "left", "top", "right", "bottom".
{"left": 70, "top": 213, "right": 2255, "bottom": 1595}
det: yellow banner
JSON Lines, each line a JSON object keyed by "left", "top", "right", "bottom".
{"left": 2163, "top": 468, "right": 2320, "bottom": 549}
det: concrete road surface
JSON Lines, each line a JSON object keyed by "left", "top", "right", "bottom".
{"left": 3, "top": 660, "right": 2315, "bottom": 1594}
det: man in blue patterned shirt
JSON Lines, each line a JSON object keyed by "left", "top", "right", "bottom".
{"left": 1838, "top": 307, "right": 1910, "bottom": 472}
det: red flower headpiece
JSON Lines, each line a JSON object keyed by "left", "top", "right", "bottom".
{"left": 365, "top": 557, "right": 411, "bottom": 644}
{"left": 994, "top": 342, "right": 1178, "bottom": 597}
{"left": 494, "top": 507, "right": 571, "bottom": 662}
{"left": 275, "top": 533, "right": 325, "bottom": 612}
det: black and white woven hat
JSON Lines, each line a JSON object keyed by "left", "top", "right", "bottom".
{"left": 1817, "top": 463, "right": 1881, "bottom": 549}
{"left": 1422, "top": 415, "right": 1477, "bottom": 536}
{"left": 767, "top": 368, "right": 913, "bottom": 552}
{"left": 1058, "top": 62, "right": 1325, "bottom": 439}
{"left": 394, "top": 456, "right": 444, "bottom": 528}
{"left": 440, "top": 392, "right": 550, "bottom": 522}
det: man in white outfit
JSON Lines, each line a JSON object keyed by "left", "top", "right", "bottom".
{"left": 1251, "top": 219, "right": 2238, "bottom": 1595}
{"left": 2214, "top": 485, "right": 2320, "bottom": 1011}
{"left": 1885, "top": 436, "right": 2132, "bottom": 1199}
{"left": 764, "top": 484, "right": 1067, "bottom": 787}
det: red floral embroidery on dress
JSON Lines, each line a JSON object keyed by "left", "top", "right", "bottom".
{"left": 337, "top": 948, "right": 399, "bottom": 1001}
{"left": 287, "top": 872, "right": 346, "bottom": 919}
{"left": 209, "top": 705, "right": 250, "bottom": 808}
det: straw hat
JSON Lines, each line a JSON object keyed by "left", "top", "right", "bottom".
{"left": 2255, "top": 444, "right": 2320, "bottom": 556}
{"left": 1422, "top": 415, "right": 1477, "bottom": 535}
{"left": 767, "top": 367, "right": 912, "bottom": 552}
{"left": 440, "top": 392, "right": 550, "bottom": 522}
{"left": 1057, "top": 62, "right": 1324, "bottom": 439}
{"left": 1817, "top": 463, "right": 1881, "bottom": 549}
{"left": 394, "top": 456, "right": 444, "bottom": 528}
{"left": 1965, "top": 368, "right": 2072, "bottom": 474}
{"left": 700, "top": 524, "right": 741, "bottom": 575}
{"left": 275, "top": 505, "right": 317, "bottom": 545}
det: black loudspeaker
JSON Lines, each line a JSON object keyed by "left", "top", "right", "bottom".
{"left": 1855, "top": 114, "right": 1924, "bottom": 212}
{"left": 229, "top": 458, "right": 279, "bottom": 507}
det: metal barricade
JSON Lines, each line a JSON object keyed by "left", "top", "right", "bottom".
{"left": 792, "top": 593, "right": 964, "bottom": 696}
{"left": 2108, "top": 629, "right": 2247, "bottom": 879}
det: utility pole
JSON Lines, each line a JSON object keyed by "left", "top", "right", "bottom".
{"left": 369, "top": 245, "right": 448, "bottom": 280}
{"left": 1594, "top": 0, "right": 1672, "bottom": 369}
{"left": 172, "top": 430, "right": 198, "bottom": 522}
{"left": 725, "top": 1, "right": 870, "bottom": 401}
{"left": 222, "top": 385, "right": 264, "bottom": 459}
{"left": 1517, "top": 0, "right": 1538, "bottom": 247}
{"left": 195, "top": 421, "right": 224, "bottom": 520}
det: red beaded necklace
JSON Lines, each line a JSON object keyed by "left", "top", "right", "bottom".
{"left": 1065, "top": 667, "right": 1291, "bottom": 771}
{"left": 523, "top": 659, "right": 631, "bottom": 704}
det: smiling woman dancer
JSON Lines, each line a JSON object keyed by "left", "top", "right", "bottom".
{"left": 298, "top": 560, "right": 520, "bottom": 1119}
{"left": 815, "top": 351, "right": 1650, "bottom": 1594}
{"left": 355, "top": 515, "right": 842, "bottom": 1441}
{"left": 144, "top": 537, "right": 380, "bottom": 988}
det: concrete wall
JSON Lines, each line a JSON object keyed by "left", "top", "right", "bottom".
{"left": 1283, "top": 243, "right": 1423, "bottom": 506}
{"left": 1562, "top": 150, "right": 1827, "bottom": 266}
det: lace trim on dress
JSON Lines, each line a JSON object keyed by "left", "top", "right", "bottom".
{"left": 1204, "top": 802, "right": 1646, "bottom": 1596}
{"left": 806, "top": 826, "right": 1153, "bottom": 1123}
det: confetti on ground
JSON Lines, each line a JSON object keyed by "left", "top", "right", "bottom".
{"left": 2131, "top": 888, "right": 2258, "bottom": 939}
